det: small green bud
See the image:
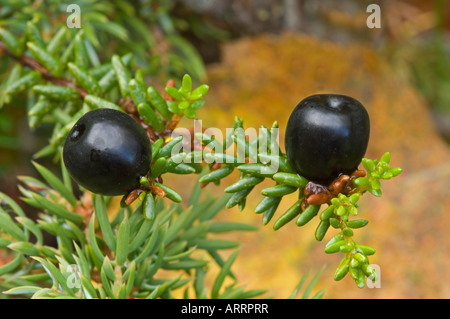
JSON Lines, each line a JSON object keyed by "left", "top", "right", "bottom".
{"left": 371, "top": 180, "right": 381, "bottom": 190}
{"left": 354, "top": 252, "right": 368, "bottom": 264}
{"left": 356, "top": 245, "right": 376, "bottom": 256}
{"left": 353, "top": 177, "right": 369, "bottom": 186}
{"left": 320, "top": 205, "right": 335, "bottom": 221}
{"left": 190, "top": 84, "right": 209, "bottom": 100}
{"left": 381, "top": 171, "right": 393, "bottom": 179}
{"left": 330, "top": 217, "right": 341, "bottom": 228}
{"left": 349, "top": 206, "right": 358, "bottom": 216}
{"left": 342, "top": 227, "right": 354, "bottom": 237}
{"left": 369, "top": 188, "right": 382, "bottom": 197}
{"left": 371, "top": 171, "right": 381, "bottom": 179}
{"left": 315, "top": 219, "right": 330, "bottom": 241}
{"left": 140, "top": 176, "right": 150, "bottom": 188}
{"left": 380, "top": 152, "right": 391, "bottom": 164}
{"left": 339, "top": 243, "right": 354, "bottom": 253}
{"left": 334, "top": 257, "right": 350, "bottom": 281}
{"left": 336, "top": 206, "right": 346, "bottom": 216}
{"left": 349, "top": 193, "right": 360, "bottom": 205}
{"left": 356, "top": 273, "right": 366, "bottom": 288}
{"left": 324, "top": 240, "right": 346, "bottom": 254}
{"left": 361, "top": 263, "right": 377, "bottom": 280}
{"left": 165, "top": 86, "right": 184, "bottom": 101}
{"left": 389, "top": 167, "right": 403, "bottom": 177}
{"left": 180, "top": 74, "right": 192, "bottom": 94}
{"left": 350, "top": 258, "right": 359, "bottom": 269}
{"left": 178, "top": 101, "right": 190, "bottom": 110}
{"left": 331, "top": 197, "right": 340, "bottom": 207}
{"left": 346, "top": 219, "right": 368, "bottom": 229}
{"left": 362, "top": 158, "right": 375, "bottom": 172}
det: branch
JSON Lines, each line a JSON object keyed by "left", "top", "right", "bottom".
{"left": 0, "top": 40, "right": 181, "bottom": 140}
{"left": 0, "top": 40, "right": 88, "bottom": 98}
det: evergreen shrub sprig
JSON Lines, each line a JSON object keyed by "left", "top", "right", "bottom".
{"left": 0, "top": 16, "right": 400, "bottom": 298}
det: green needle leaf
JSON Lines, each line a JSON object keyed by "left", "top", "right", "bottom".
{"left": 3, "top": 286, "right": 41, "bottom": 296}
{"left": 147, "top": 86, "right": 172, "bottom": 120}
{"left": 261, "top": 184, "right": 297, "bottom": 197}
{"left": 128, "top": 78, "right": 147, "bottom": 105}
{"left": 137, "top": 102, "right": 164, "bottom": 132}
{"left": 33, "top": 84, "right": 80, "bottom": 101}
{"left": 380, "top": 152, "right": 391, "bottom": 164}
{"left": 164, "top": 86, "right": 184, "bottom": 101}
{"left": 93, "top": 194, "right": 115, "bottom": 252}
{"left": 296, "top": 204, "right": 320, "bottom": 227}
{"left": 16, "top": 217, "right": 43, "bottom": 246}
{"left": 5, "top": 71, "right": 41, "bottom": 95}
{"left": 324, "top": 240, "right": 346, "bottom": 254}
{"left": 192, "top": 239, "right": 240, "bottom": 250}
{"left": 32, "top": 161, "right": 77, "bottom": 207}
{"left": 211, "top": 249, "right": 240, "bottom": 299}
{"left": 198, "top": 165, "right": 234, "bottom": 183}
{"left": 190, "top": 84, "right": 209, "bottom": 100}
{"left": 207, "top": 222, "right": 258, "bottom": 233}
{"left": 47, "top": 26, "right": 68, "bottom": 56}
{"left": 84, "top": 94, "right": 123, "bottom": 112}
{"left": 315, "top": 219, "right": 330, "bottom": 241}
{"left": 0, "top": 254, "right": 23, "bottom": 276}
{"left": 74, "top": 31, "right": 89, "bottom": 69}
{"left": 262, "top": 198, "right": 280, "bottom": 226}
{"left": 154, "top": 182, "right": 183, "bottom": 203}
{"left": 115, "top": 213, "right": 130, "bottom": 266}
{"left": 334, "top": 257, "right": 350, "bottom": 281}
{"left": 31, "top": 192, "right": 83, "bottom": 224}
{"left": 0, "top": 28, "right": 23, "bottom": 56}
{"left": 255, "top": 196, "right": 282, "bottom": 214}
{"left": 273, "top": 199, "right": 302, "bottom": 230}
{"left": 180, "top": 74, "right": 192, "bottom": 94}
{"left": 356, "top": 245, "right": 376, "bottom": 256}
{"left": 26, "top": 22, "right": 46, "bottom": 48}
{"left": 224, "top": 176, "right": 263, "bottom": 193}
{"left": 346, "top": 219, "right": 369, "bottom": 229}
{"left": 111, "top": 54, "right": 131, "bottom": 97}
{"left": 320, "top": 205, "right": 335, "bottom": 221}
{"left": 225, "top": 187, "right": 253, "bottom": 209}
{"left": 143, "top": 192, "right": 156, "bottom": 221}
{"left": 237, "top": 163, "right": 275, "bottom": 178}
{"left": 389, "top": 167, "right": 403, "bottom": 177}
{"left": 67, "top": 63, "right": 101, "bottom": 95}
{"left": 88, "top": 213, "right": 105, "bottom": 262}
{"left": 272, "top": 172, "right": 308, "bottom": 188}
{"left": 150, "top": 157, "right": 167, "bottom": 179}
{"left": 26, "top": 42, "right": 62, "bottom": 77}
{"left": 8, "top": 241, "right": 40, "bottom": 256}
{"left": 157, "top": 136, "right": 183, "bottom": 158}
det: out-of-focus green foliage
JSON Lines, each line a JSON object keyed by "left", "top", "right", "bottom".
{"left": 0, "top": 0, "right": 218, "bottom": 82}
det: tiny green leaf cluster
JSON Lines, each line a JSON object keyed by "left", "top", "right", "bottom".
{"left": 164, "top": 74, "right": 210, "bottom": 119}
{"left": 354, "top": 153, "right": 403, "bottom": 197}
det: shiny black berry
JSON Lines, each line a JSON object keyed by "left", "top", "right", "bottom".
{"left": 63, "top": 108, "right": 152, "bottom": 196}
{"left": 285, "top": 94, "right": 370, "bottom": 185}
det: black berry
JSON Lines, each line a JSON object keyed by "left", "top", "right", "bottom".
{"left": 285, "top": 94, "right": 370, "bottom": 185}
{"left": 63, "top": 108, "right": 152, "bottom": 196}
